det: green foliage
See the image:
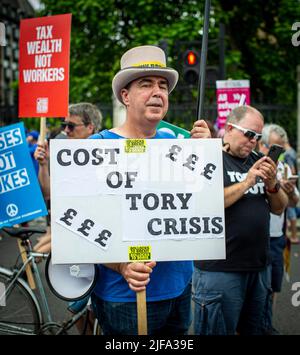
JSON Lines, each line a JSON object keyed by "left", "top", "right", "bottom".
{"left": 217, "top": 0, "right": 300, "bottom": 104}
{"left": 38, "top": 0, "right": 299, "bottom": 138}
{"left": 39, "top": 0, "right": 216, "bottom": 105}
{"left": 39, "top": 0, "right": 299, "bottom": 102}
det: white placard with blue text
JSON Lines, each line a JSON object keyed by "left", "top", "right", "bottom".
{"left": 50, "top": 138, "right": 225, "bottom": 264}
{"left": 0, "top": 122, "right": 48, "bottom": 227}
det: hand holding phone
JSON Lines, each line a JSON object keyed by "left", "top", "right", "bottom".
{"left": 267, "top": 144, "right": 284, "bottom": 163}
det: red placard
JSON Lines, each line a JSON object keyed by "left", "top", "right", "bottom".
{"left": 19, "top": 14, "right": 71, "bottom": 117}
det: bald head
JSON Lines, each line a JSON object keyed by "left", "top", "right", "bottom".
{"left": 226, "top": 105, "right": 264, "bottom": 126}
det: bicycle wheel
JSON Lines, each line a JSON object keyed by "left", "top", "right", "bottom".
{"left": 0, "top": 271, "right": 41, "bottom": 335}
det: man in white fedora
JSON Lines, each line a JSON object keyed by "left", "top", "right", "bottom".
{"left": 90, "top": 45, "right": 211, "bottom": 335}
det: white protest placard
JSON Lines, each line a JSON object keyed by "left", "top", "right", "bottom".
{"left": 50, "top": 138, "right": 226, "bottom": 264}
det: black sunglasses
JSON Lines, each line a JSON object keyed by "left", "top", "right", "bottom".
{"left": 61, "top": 121, "right": 85, "bottom": 131}
{"left": 230, "top": 123, "right": 262, "bottom": 141}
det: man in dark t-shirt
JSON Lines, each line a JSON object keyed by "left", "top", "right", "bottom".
{"left": 193, "top": 105, "right": 288, "bottom": 335}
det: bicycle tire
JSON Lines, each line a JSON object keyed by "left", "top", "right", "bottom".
{"left": 0, "top": 270, "right": 42, "bottom": 335}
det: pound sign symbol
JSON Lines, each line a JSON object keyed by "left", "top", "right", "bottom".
{"left": 77, "top": 219, "right": 95, "bottom": 237}
{"left": 202, "top": 163, "right": 216, "bottom": 180}
{"left": 166, "top": 145, "right": 182, "bottom": 162}
{"left": 60, "top": 208, "right": 77, "bottom": 226}
{"left": 94, "top": 229, "right": 112, "bottom": 247}
{"left": 183, "top": 154, "right": 199, "bottom": 171}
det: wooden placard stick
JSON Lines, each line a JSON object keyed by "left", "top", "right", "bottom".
{"left": 136, "top": 288, "right": 147, "bottom": 335}
{"left": 131, "top": 246, "right": 149, "bottom": 335}
{"left": 39, "top": 116, "right": 47, "bottom": 144}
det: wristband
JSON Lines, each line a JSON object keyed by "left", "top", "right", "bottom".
{"left": 266, "top": 182, "right": 281, "bottom": 193}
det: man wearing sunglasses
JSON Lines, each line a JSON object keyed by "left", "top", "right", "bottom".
{"left": 193, "top": 105, "right": 288, "bottom": 335}
{"left": 61, "top": 102, "right": 102, "bottom": 139}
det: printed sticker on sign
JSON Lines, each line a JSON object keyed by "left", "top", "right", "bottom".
{"left": 36, "top": 97, "right": 48, "bottom": 113}
{"left": 128, "top": 246, "right": 151, "bottom": 261}
{"left": 125, "top": 139, "right": 146, "bottom": 153}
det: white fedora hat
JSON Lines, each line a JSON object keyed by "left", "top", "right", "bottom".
{"left": 112, "top": 45, "right": 179, "bottom": 103}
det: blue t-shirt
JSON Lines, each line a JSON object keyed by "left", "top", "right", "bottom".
{"left": 89, "top": 129, "right": 193, "bottom": 302}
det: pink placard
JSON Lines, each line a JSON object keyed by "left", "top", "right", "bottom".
{"left": 216, "top": 80, "right": 250, "bottom": 129}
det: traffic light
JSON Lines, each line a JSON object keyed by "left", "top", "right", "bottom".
{"left": 183, "top": 49, "right": 200, "bottom": 85}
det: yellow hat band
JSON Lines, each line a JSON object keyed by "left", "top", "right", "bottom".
{"left": 131, "top": 61, "right": 166, "bottom": 68}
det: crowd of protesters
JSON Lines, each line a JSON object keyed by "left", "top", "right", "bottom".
{"left": 22, "top": 45, "right": 299, "bottom": 335}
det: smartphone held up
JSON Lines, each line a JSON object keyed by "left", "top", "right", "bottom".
{"left": 267, "top": 144, "right": 284, "bottom": 163}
